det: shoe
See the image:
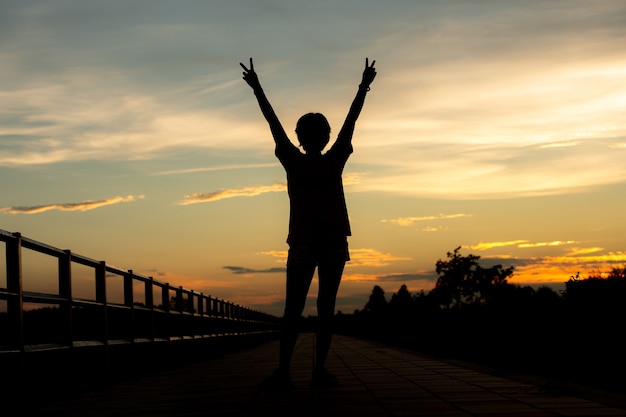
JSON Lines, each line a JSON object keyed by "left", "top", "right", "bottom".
{"left": 311, "top": 368, "right": 339, "bottom": 389}
{"left": 260, "top": 368, "right": 293, "bottom": 391}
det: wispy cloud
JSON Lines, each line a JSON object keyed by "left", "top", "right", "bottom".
{"left": 383, "top": 213, "right": 472, "bottom": 227}
{"left": 518, "top": 240, "right": 577, "bottom": 248}
{"left": 565, "top": 247, "right": 604, "bottom": 256}
{"left": 348, "top": 249, "right": 412, "bottom": 267}
{"left": 469, "top": 240, "right": 577, "bottom": 251}
{"left": 342, "top": 172, "right": 365, "bottom": 185}
{"left": 223, "top": 266, "right": 286, "bottom": 275}
{"left": 340, "top": 273, "right": 383, "bottom": 282}
{"left": 153, "top": 163, "right": 279, "bottom": 176}
{"left": 469, "top": 240, "right": 530, "bottom": 251}
{"left": 259, "top": 248, "right": 412, "bottom": 268}
{"left": 180, "top": 183, "right": 286, "bottom": 205}
{"left": 179, "top": 172, "right": 363, "bottom": 205}
{"left": 342, "top": 271, "right": 437, "bottom": 287}
{"left": 421, "top": 226, "right": 448, "bottom": 232}
{"left": 544, "top": 252, "right": 626, "bottom": 267}
{"left": 258, "top": 250, "right": 288, "bottom": 260}
{"left": 373, "top": 271, "right": 435, "bottom": 282}
{"left": 0, "top": 195, "right": 143, "bottom": 214}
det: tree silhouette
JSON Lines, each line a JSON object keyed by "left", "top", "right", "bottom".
{"left": 433, "top": 246, "right": 513, "bottom": 307}
{"left": 364, "top": 285, "right": 388, "bottom": 314}
{"left": 389, "top": 284, "right": 413, "bottom": 317}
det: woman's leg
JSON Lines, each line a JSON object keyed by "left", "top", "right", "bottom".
{"left": 279, "top": 250, "right": 316, "bottom": 373}
{"left": 314, "top": 259, "right": 345, "bottom": 372}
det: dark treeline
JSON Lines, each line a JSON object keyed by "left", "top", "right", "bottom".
{"left": 332, "top": 247, "right": 626, "bottom": 394}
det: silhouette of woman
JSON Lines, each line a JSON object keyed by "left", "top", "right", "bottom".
{"left": 240, "top": 57, "right": 376, "bottom": 389}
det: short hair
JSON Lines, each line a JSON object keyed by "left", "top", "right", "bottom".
{"left": 295, "top": 113, "right": 331, "bottom": 152}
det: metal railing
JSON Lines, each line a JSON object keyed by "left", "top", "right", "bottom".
{"left": 0, "top": 229, "right": 281, "bottom": 378}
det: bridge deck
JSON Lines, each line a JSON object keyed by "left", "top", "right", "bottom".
{"left": 27, "top": 334, "right": 626, "bottom": 417}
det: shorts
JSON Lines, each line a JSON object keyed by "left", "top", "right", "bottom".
{"left": 287, "top": 238, "right": 350, "bottom": 266}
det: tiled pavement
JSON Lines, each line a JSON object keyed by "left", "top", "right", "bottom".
{"left": 27, "top": 334, "right": 626, "bottom": 417}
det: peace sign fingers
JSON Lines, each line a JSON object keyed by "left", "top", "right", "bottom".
{"left": 240, "top": 57, "right": 255, "bottom": 73}
{"left": 240, "top": 57, "right": 261, "bottom": 89}
{"left": 361, "top": 57, "right": 377, "bottom": 89}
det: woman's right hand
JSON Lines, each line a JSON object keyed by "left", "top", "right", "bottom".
{"left": 240, "top": 57, "right": 261, "bottom": 90}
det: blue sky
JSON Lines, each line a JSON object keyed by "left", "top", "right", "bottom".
{"left": 2, "top": 1, "right": 626, "bottom": 316}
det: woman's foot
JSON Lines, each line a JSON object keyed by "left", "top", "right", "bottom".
{"left": 311, "top": 368, "right": 339, "bottom": 389}
{"left": 260, "top": 368, "right": 293, "bottom": 391}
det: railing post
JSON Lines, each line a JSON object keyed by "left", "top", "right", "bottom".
{"left": 58, "top": 250, "right": 74, "bottom": 347}
{"left": 209, "top": 296, "right": 216, "bottom": 316}
{"left": 208, "top": 296, "right": 214, "bottom": 316}
{"left": 188, "top": 290, "right": 195, "bottom": 338}
{"left": 176, "top": 286, "right": 183, "bottom": 313}
{"left": 6, "top": 232, "right": 24, "bottom": 353}
{"left": 124, "top": 270, "right": 134, "bottom": 307}
{"left": 145, "top": 278, "right": 154, "bottom": 309}
{"left": 145, "top": 277, "right": 155, "bottom": 342}
{"left": 197, "top": 293, "right": 204, "bottom": 316}
{"left": 161, "top": 283, "right": 170, "bottom": 312}
{"left": 161, "top": 283, "right": 170, "bottom": 340}
{"left": 95, "top": 261, "right": 108, "bottom": 346}
{"left": 176, "top": 286, "right": 184, "bottom": 339}
{"left": 219, "top": 299, "right": 226, "bottom": 335}
{"left": 197, "top": 293, "right": 205, "bottom": 336}
{"left": 95, "top": 261, "right": 107, "bottom": 302}
{"left": 93, "top": 260, "right": 110, "bottom": 374}
{"left": 124, "top": 270, "right": 135, "bottom": 343}
{"left": 188, "top": 290, "right": 196, "bottom": 314}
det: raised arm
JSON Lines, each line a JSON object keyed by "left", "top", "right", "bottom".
{"left": 240, "top": 58, "right": 290, "bottom": 147}
{"left": 336, "top": 58, "right": 377, "bottom": 144}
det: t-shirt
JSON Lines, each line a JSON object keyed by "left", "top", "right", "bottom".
{"left": 275, "top": 139, "right": 353, "bottom": 245}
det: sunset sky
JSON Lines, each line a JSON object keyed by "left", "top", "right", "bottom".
{"left": 2, "top": 1, "right": 626, "bottom": 317}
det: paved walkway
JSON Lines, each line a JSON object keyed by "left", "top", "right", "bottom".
{"left": 27, "top": 334, "right": 626, "bottom": 417}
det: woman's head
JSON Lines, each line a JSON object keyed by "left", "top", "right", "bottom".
{"left": 295, "top": 113, "right": 331, "bottom": 154}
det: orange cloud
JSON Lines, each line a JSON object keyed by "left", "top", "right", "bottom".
{"left": 421, "top": 226, "right": 448, "bottom": 232}
{"left": 469, "top": 240, "right": 530, "bottom": 250}
{"left": 342, "top": 270, "right": 435, "bottom": 283}
{"left": 545, "top": 252, "right": 626, "bottom": 265}
{"left": 342, "top": 273, "right": 383, "bottom": 282}
{"left": 518, "top": 240, "right": 577, "bottom": 248}
{"left": 153, "top": 162, "right": 278, "bottom": 176}
{"left": 383, "top": 213, "right": 472, "bottom": 227}
{"left": 348, "top": 249, "right": 412, "bottom": 267}
{"left": 342, "top": 172, "right": 365, "bottom": 185}
{"left": 179, "top": 172, "right": 363, "bottom": 206}
{"left": 259, "top": 248, "right": 411, "bottom": 268}
{"left": 180, "top": 183, "right": 287, "bottom": 205}
{"left": 258, "top": 250, "right": 288, "bottom": 261}
{"left": 469, "top": 240, "right": 578, "bottom": 251}
{"left": 565, "top": 247, "right": 604, "bottom": 256}
{"left": 0, "top": 195, "right": 143, "bottom": 214}
{"left": 495, "top": 250, "right": 626, "bottom": 286}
